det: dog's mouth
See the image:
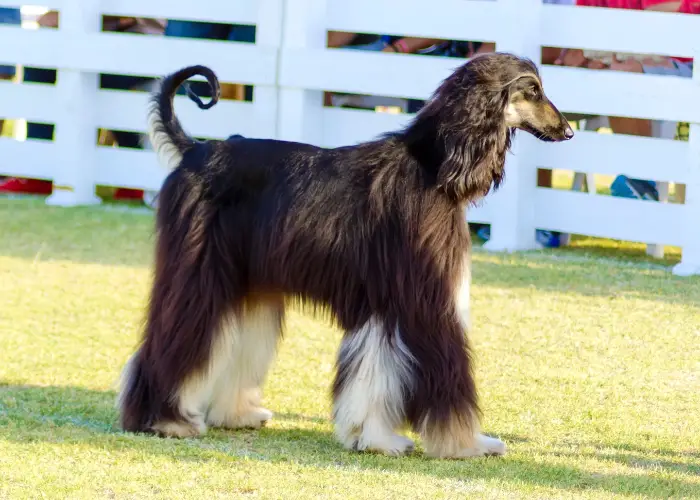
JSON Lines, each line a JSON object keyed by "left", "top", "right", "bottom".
{"left": 519, "top": 123, "right": 557, "bottom": 142}
{"left": 519, "top": 121, "right": 574, "bottom": 143}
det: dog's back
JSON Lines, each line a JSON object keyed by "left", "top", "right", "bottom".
{"left": 175, "top": 135, "right": 325, "bottom": 204}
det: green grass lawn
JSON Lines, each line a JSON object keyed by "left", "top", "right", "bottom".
{"left": 1, "top": 196, "right": 698, "bottom": 499}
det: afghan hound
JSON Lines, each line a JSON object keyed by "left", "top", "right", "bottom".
{"left": 118, "top": 52, "right": 573, "bottom": 458}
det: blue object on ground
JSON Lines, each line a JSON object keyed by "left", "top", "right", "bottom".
{"left": 474, "top": 225, "right": 561, "bottom": 249}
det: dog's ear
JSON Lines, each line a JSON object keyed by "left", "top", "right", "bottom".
{"left": 436, "top": 91, "right": 511, "bottom": 203}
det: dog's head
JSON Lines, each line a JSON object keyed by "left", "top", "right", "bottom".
{"left": 492, "top": 57, "right": 574, "bottom": 142}
{"left": 404, "top": 52, "right": 573, "bottom": 203}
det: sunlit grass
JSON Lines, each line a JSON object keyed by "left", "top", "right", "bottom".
{"left": 1, "top": 197, "right": 698, "bottom": 499}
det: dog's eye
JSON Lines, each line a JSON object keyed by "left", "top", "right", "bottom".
{"left": 528, "top": 87, "right": 542, "bottom": 99}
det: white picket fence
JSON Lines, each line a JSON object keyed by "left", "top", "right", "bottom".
{"left": 1, "top": 0, "right": 699, "bottom": 276}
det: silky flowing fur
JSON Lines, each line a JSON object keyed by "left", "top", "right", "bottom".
{"left": 118, "top": 53, "right": 573, "bottom": 457}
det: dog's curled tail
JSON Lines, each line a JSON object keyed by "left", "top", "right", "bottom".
{"left": 147, "top": 65, "right": 221, "bottom": 171}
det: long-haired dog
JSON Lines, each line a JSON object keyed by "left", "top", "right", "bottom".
{"left": 118, "top": 53, "right": 573, "bottom": 458}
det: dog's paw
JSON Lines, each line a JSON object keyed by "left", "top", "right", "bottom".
{"left": 151, "top": 418, "right": 206, "bottom": 438}
{"left": 350, "top": 433, "right": 415, "bottom": 457}
{"left": 454, "top": 434, "right": 506, "bottom": 458}
{"left": 239, "top": 407, "right": 273, "bottom": 429}
{"left": 211, "top": 407, "right": 273, "bottom": 430}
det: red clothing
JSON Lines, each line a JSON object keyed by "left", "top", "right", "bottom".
{"left": 576, "top": 0, "right": 676, "bottom": 7}
{"left": 681, "top": 0, "right": 700, "bottom": 13}
{"left": 577, "top": 0, "right": 699, "bottom": 13}
{"left": 576, "top": 0, "right": 697, "bottom": 63}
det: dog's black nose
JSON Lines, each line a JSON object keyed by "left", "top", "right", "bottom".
{"left": 564, "top": 126, "right": 574, "bottom": 140}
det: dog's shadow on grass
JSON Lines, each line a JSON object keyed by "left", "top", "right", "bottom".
{"left": 1, "top": 383, "right": 698, "bottom": 497}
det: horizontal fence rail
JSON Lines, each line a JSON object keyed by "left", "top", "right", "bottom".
{"left": 0, "top": 0, "right": 699, "bottom": 275}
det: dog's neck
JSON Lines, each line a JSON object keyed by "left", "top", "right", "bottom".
{"left": 399, "top": 102, "right": 512, "bottom": 205}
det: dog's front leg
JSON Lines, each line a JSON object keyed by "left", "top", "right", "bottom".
{"left": 455, "top": 253, "right": 472, "bottom": 332}
{"left": 417, "top": 259, "right": 506, "bottom": 459}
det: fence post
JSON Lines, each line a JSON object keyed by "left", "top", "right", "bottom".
{"left": 254, "top": 0, "right": 284, "bottom": 139}
{"left": 481, "top": 0, "right": 543, "bottom": 252}
{"left": 672, "top": 50, "right": 700, "bottom": 276}
{"left": 276, "top": 0, "right": 326, "bottom": 145}
{"left": 46, "top": 0, "right": 101, "bottom": 207}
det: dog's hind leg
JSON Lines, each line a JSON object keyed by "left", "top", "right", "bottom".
{"left": 332, "top": 317, "right": 416, "bottom": 456}
{"left": 117, "top": 177, "right": 243, "bottom": 439}
{"left": 206, "top": 295, "right": 284, "bottom": 430}
{"left": 154, "top": 309, "right": 241, "bottom": 438}
{"left": 118, "top": 304, "right": 237, "bottom": 439}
